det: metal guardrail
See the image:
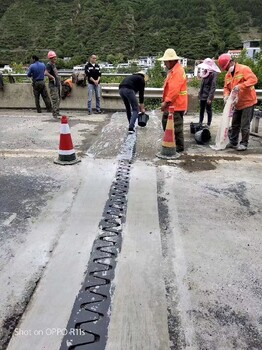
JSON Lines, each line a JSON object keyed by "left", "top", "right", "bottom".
{"left": 1, "top": 73, "right": 262, "bottom": 100}
{"left": 101, "top": 86, "right": 262, "bottom": 100}
{"left": 1, "top": 72, "right": 129, "bottom": 78}
{"left": 102, "top": 86, "right": 163, "bottom": 98}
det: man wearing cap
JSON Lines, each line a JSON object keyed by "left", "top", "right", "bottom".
{"left": 218, "top": 53, "right": 257, "bottom": 151}
{"left": 158, "top": 48, "right": 188, "bottom": 152}
{"left": 27, "top": 55, "right": 52, "bottom": 113}
{"left": 197, "top": 58, "right": 221, "bottom": 127}
{"left": 119, "top": 71, "right": 148, "bottom": 134}
{"left": 45, "top": 51, "right": 61, "bottom": 119}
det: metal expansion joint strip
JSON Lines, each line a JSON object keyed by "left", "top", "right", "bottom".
{"left": 60, "top": 133, "right": 136, "bottom": 349}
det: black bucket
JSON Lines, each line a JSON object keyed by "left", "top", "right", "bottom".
{"left": 194, "top": 128, "right": 211, "bottom": 144}
{"left": 138, "top": 113, "right": 149, "bottom": 127}
{"left": 190, "top": 122, "right": 203, "bottom": 134}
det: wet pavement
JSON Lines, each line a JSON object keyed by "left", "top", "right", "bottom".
{"left": 0, "top": 109, "right": 262, "bottom": 350}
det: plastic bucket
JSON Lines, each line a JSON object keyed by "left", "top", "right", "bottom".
{"left": 138, "top": 113, "right": 149, "bottom": 127}
{"left": 194, "top": 128, "right": 211, "bottom": 144}
{"left": 190, "top": 122, "right": 203, "bottom": 134}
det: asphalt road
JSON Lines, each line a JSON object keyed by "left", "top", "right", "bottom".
{"left": 0, "top": 109, "right": 262, "bottom": 350}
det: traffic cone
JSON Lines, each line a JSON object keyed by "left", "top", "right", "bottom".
{"left": 54, "top": 116, "right": 81, "bottom": 165}
{"left": 156, "top": 106, "right": 180, "bottom": 159}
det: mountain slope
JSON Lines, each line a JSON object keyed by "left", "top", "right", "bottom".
{"left": 0, "top": 0, "right": 261, "bottom": 63}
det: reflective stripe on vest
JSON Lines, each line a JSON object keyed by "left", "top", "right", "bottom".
{"left": 235, "top": 74, "right": 244, "bottom": 80}
{"left": 179, "top": 90, "right": 187, "bottom": 95}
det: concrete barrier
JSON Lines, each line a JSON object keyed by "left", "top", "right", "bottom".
{"left": 0, "top": 83, "right": 200, "bottom": 112}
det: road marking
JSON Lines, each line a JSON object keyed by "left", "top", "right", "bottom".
{"left": 0, "top": 149, "right": 58, "bottom": 158}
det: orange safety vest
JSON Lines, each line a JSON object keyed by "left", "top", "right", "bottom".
{"left": 162, "top": 62, "right": 188, "bottom": 112}
{"left": 224, "top": 63, "right": 257, "bottom": 110}
{"left": 64, "top": 78, "right": 73, "bottom": 89}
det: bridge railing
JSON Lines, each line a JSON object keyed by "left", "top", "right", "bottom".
{"left": 1, "top": 73, "right": 261, "bottom": 100}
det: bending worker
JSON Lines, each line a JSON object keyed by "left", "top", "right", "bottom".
{"left": 218, "top": 53, "right": 258, "bottom": 151}
{"left": 158, "top": 48, "right": 188, "bottom": 153}
{"left": 119, "top": 71, "right": 148, "bottom": 134}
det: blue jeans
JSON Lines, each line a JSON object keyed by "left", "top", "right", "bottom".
{"left": 119, "top": 87, "right": 139, "bottom": 129}
{"left": 87, "top": 83, "right": 101, "bottom": 112}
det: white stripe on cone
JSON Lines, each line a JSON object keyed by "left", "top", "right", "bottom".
{"left": 60, "top": 124, "right": 71, "bottom": 134}
{"left": 59, "top": 149, "right": 75, "bottom": 155}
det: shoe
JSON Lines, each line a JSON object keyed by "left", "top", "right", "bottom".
{"left": 95, "top": 110, "right": 102, "bottom": 114}
{"left": 226, "top": 143, "right": 237, "bottom": 149}
{"left": 37, "top": 110, "right": 42, "bottom": 113}
{"left": 88, "top": 111, "right": 92, "bottom": 115}
{"left": 237, "top": 144, "right": 247, "bottom": 151}
{"left": 176, "top": 148, "right": 184, "bottom": 153}
{"left": 128, "top": 128, "right": 135, "bottom": 134}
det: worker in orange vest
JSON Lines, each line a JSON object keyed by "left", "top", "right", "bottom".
{"left": 218, "top": 53, "right": 258, "bottom": 151}
{"left": 61, "top": 77, "right": 73, "bottom": 100}
{"left": 158, "top": 48, "right": 188, "bottom": 153}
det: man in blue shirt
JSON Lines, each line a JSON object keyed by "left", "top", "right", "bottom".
{"left": 27, "top": 55, "right": 52, "bottom": 113}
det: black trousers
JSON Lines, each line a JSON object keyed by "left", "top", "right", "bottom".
{"left": 32, "top": 80, "right": 52, "bottom": 112}
{"left": 199, "top": 99, "right": 212, "bottom": 126}
{"left": 230, "top": 106, "right": 254, "bottom": 147}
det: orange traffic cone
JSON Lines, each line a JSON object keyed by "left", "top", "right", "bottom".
{"left": 156, "top": 106, "right": 180, "bottom": 159}
{"left": 54, "top": 116, "right": 81, "bottom": 165}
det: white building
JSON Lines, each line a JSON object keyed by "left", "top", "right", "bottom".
{"left": 160, "top": 57, "right": 187, "bottom": 69}
{"left": 128, "top": 56, "right": 156, "bottom": 69}
{"left": 228, "top": 50, "right": 242, "bottom": 58}
{"left": 243, "top": 40, "right": 261, "bottom": 59}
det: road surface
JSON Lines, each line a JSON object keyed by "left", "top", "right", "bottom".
{"left": 0, "top": 109, "right": 261, "bottom": 350}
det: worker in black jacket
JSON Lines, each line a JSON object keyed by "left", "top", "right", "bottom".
{"left": 84, "top": 54, "right": 101, "bottom": 114}
{"left": 119, "top": 71, "right": 148, "bottom": 134}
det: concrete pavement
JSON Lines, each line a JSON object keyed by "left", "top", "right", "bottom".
{"left": 0, "top": 109, "right": 262, "bottom": 349}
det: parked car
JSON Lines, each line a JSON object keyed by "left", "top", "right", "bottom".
{"left": 73, "top": 65, "right": 85, "bottom": 71}
{"left": 0, "top": 65, "right": 13, "bottom": 73}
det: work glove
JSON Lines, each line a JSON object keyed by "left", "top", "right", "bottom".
{"left": 233, "top": 85, "right": 240, "bottom": 93}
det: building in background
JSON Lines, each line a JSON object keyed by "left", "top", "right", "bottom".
{"left": 242, "top": 40, "right": 261, "bottom": 59}
{"left": 227, "top": 50, "right": 242, "bottom": 58}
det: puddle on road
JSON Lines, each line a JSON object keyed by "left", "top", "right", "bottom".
{"left": 166, "top": 155, "right": 241, "bottom": 172}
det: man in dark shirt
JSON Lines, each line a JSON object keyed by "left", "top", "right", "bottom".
{"left": 45, "top": 51, "right": 61, "bottom": 119}
{"left": 119, "top": 71, "right": 148, "bottom": 133}
{"left": 84, "top": 54, "right": 101, "bottom": 114}
{"left": 27, "top": 55, "right": 52, "bottom": 113}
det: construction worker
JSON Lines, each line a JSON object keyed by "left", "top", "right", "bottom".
{"left": 218, "top": 53, "right": 258, "bottom": 151}
{"left": 119, "top": 71, "right": 148, "bottom": 134}
{"left": 61, "top": 77, "right": 73, "bottom": 100}
{"left": 27, "top": 55, "right": 52, "bottom": 113}
{"left": 158, "top": 48, "right": 188, "bottom": 152}
{"left": 45, "top": 51, "right": 61, "bottom": 119}
{"left": 197, "top": 58, "right": 221, "bottom": 128}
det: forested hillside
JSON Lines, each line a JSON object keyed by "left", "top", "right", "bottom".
{"left": 0, "top": 0, "right": 261, "bottom": 64}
